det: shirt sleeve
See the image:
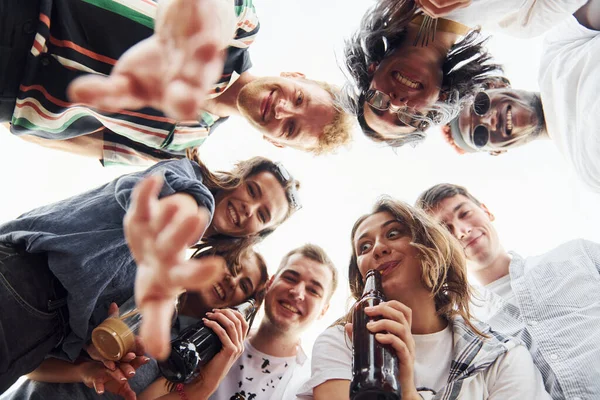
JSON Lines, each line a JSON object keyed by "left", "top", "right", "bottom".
{"left": 582, "top": 239, "right": 600, "bottom": 275}
{"left": 113, "top": 159, "right": 215, "bottom": 217}
{"left": 296, "top": 326, "right": 353, "bottom": 398}
{"left": 486, "top": 344, "right": 552, "bottom": 399}
{"left": 232, "top": 0, "right": 260, "bottom": 47}
{"left": 102, "top": 130, "right": 183, "bottom": 167}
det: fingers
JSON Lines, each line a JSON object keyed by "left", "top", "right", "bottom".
{"left": 169, "top": 256, "right": 227, "bottom": 291}
{"left": 138, "top": 300, "right": 175, "bottom": 360}
{"left": 105, "top": 365, "right": 128, "bottom": 384}
{"left": 344, "top": 323, "right": 353, "bottom": 342}
{"left": 364, "top": 300, "right": 413, "bottom": 327}
{"left": 365, "top": 301, "right": 415, "bottom": 356}
{"left": 129, "top": 355, "right": 152, "bottom": 370}
{"left": 93, "top": 380, "right": 105, "bottom": 395}
{"left": 85, "top": 343, "right": 117, "bottom": 371}
{"left": 118, "top": 362, "right": 137, "bottom": 379}
{"left": 155, "top": 210, "right": 203, "bottom": 260}
{"left": 127, "top": 175, "right": 164, "bottom": 225}
{"left": 68, "top": 74, "right": 145, "bottom": 111}
{"left": 375, "top": 332, "right": 414, "bottom": 367}
{"left": 108, "top": 302, "right": 119, "bottom": 318}
{"left": 133, "top": 335, "right": 147, "bottom": 357}
{"left": 204, "top": 309, "right": 246, "bottom": 356}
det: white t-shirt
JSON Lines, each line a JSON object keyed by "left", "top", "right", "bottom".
{"left": 209, "top": 339, "right": 309, "bottom": 400}
{"left": 297, "top": 325, "right": 550, "bottom": 399}
{"left": 539, "top": 16, "right": 600, "bottom": 193}
{"left": 446, "top": 0, "right": 586, "bottom": 38}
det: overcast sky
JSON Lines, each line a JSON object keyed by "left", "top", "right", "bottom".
{"left": 1, "top": 0, "right": 598, "bottom": 359}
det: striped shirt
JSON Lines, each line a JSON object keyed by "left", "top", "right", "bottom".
{"left": 472, "top": 239, "right": 600, "bottom": 399}
{"left": 10, "top": 0, "right": 259, "bottom": 166}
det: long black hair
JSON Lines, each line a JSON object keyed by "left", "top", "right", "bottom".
{"left": 340, "top": 0, "right": 502, "bottom": 147}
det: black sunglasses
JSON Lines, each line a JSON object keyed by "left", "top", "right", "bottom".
{"left": 269, "top": 162, "right": 302, "bottom": 212}
{"left": 365, "top": 89, "right": 431, "bottom": 131}
{"left": 471, "top": 92, "right": 492, "bottom": 149}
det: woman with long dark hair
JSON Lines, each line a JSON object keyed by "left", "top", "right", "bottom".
{"left": 298, "top": 198, "right": 549, "bottom": 399}
{"left": 342, "top": 0, "right": 501, "bottom": 147}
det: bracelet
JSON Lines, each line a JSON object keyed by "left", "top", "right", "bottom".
{"left": 176, "top": 383, "right": 188, "bottom": 400}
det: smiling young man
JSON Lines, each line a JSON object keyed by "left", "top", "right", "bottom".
{"left": 2, "top": 0, "right": 353, "bottom": 166}
{"left": 208, "top": 243, "right": 337, "bottom": 400}
{"left": 416, "top": 183, "right": 600, "bottom": 399}
{"left": 444, "top": 0, "right": 600, "bottom": 192}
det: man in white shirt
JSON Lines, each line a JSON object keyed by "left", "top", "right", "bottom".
{"left": 209, "top": 244, "right": 337, "bottom": 400}
{"left": 443, "top": 0, "right": 600, "bottom": 192}
{"left": 416, "top": 183, "right": 600, "bottom": 399}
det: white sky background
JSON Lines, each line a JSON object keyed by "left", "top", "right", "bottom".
{"left": 1, "top": 0, "right": 599, "bottom": 364}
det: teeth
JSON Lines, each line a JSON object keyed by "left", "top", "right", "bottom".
{"left": 506, "top": 109, "right": 513, "bottom": 132}
{"left": 228, "top": 204, "right": 239, "bottom": 225}
{"left": 214, "top": 283, "right": 225, "bottom": 300}
{"left": 281, "top": 302, "right": 299, "bottom": 313}
{"left": 393, "top": 72, "right": 420, "bottom": 89}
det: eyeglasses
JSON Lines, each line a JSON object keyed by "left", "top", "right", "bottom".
{"left": 365, "top": 89, "right": 432, "bottom": 131}
{"left": 270, "top": 162, "right": 302, "bottom": 212}
{"left": 471, "top": 91, "right": 492, "bottom": 149}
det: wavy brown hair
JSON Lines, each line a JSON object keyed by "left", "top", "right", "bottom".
{"left": 335, "top": 197, "right": 483, "bottom": 336}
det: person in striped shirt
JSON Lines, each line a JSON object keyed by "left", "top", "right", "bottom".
{"left": 0, "top": 0, "right": 353, "bottom": 167}
{"left": 418, "top": 183, "right": 600, "bottom": 399}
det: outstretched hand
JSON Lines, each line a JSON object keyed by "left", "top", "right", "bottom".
{"left": 68, "top": 0, "right": 236, "bottom": 120}
{"left": 124, "top": 175, "right": 213, "bottom": 360}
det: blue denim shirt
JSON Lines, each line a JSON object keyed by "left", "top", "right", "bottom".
{"left": 0, "top": 159, "right": 214, "bottom": 360}
{"left": 0, "top": 316, "right": 201, "bottom": 400}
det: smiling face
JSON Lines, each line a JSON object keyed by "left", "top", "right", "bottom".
{"left": 352, "top": 211, "right": 427, "bottom": 299}
{"left": 456, "top": 88, "right": 545, "bottom": 152}
{"left": 211, "top": 171, "right": 289, "bottom": 238}
{"left": 429, "top": 195, "right": 502, "bottom": 271}
{"left": 237, "top": 73, "right": 336, "bottom": 152}
{"left": 263, "top": 254, "right": 332, "bottom": 334}
{"left": 362, "top": 24, "right": 446, "bottom": 137}
{"left": 180, "top": 253, "right": 264, "bottom": 317}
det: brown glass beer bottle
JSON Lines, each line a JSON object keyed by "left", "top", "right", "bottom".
{"left": 159, "top": 298, "right": 258, "bottom": 384}
{"left": 350, "top": 269, "right": 401, "bottom": 400}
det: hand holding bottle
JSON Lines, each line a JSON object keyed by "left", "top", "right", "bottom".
{"left": 185, "top": 309, "right": 250, "bottom": 395}
{"left": 347, "top": 300, "right": 421, "bottom": 400}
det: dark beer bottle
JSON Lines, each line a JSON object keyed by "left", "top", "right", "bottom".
{"left": 159, "top": 298, "right": 258, "bottom": 384}
{"left": 350, "top": 269, "right": 401, "bottom": 400}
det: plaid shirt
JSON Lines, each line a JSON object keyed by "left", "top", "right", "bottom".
{"left": 473, "top": 239, "right": 600, "bottom": 400}
{"left": 422, "top": 316, "right": 517, "bottom": 400}
{"left": 10, "top": 0, "right": 259, "bottom": 167}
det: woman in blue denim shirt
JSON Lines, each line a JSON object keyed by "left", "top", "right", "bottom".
{"left": 0, "top": 153, "right": 301, "bottom": 393}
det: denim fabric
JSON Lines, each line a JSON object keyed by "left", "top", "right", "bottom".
{"left": 0, "top": 243, "right": 68, "bottom": 393}
{"left": 0, "top": 159, "right": 215, "bottom": 361}
{"left": 1, "top": 315, "right": 200, "bottom": 399}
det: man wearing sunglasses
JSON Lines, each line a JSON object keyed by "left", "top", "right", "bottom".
{"left": 445, "top": 0, "right": 600, "bottom": 192}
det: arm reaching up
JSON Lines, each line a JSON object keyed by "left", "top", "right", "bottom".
{"left": 68, "top": 0, "right": 237, "bottom": 120}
